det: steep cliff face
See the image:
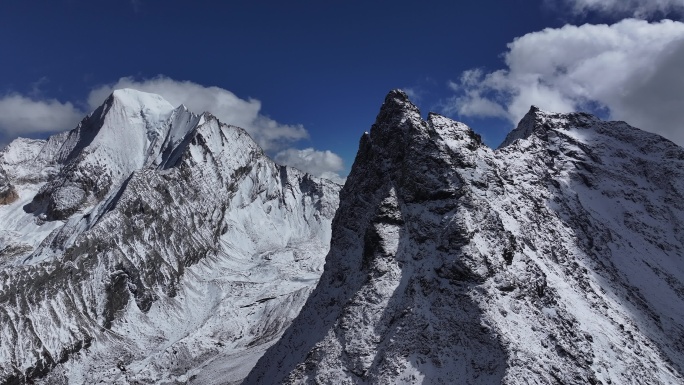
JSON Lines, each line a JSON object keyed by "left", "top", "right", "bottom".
{"left": 0, "top": 90, "right": 340, "bottom": 384}
{"left": 25, "top": 90, "right": 199, "bottom": 221}
{"left": 0, "top": 167, "right": 18, "bottom": 205}
{"left": 245, "top": 90, "right": 684, "bottom": 384}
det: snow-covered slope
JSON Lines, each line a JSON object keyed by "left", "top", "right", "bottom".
{"left": 0, "top": 89, "right": 340, "bottom": 384}
{"left": 245, "top": 90, "right": 684, "bottom": 384}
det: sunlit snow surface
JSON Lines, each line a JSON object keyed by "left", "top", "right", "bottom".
{"left": 246, "top": 93, "right": 684, "bottom": 384}
{"left": 3, "top": 89, "right": 684, "bottom": 385}
{"left": 0, "top": 90, "right": 339, "bottom": 384}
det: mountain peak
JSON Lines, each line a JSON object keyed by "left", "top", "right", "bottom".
{"left": 368, "top": 89, "right": 424, "bottom": 146}
{"left": 528, "top": 104, "right": 542, "bottom": 113}
{"left": 22, "top": 89, "right": 195, "bottom": 220}
{"left": 108, "top": 88, "right": 175, "bottom": 117}
{"left": 380, "top": 89, "right": 420, "bottom": 115}
{"left": 247, "top": 90, "right": 684, "bottom": 385}
{"left": 498, "top": 105, "right": 550, "bottom": 148}
{"left": 498, "top": 105, "right": 601, "bottom": 148}
{"left": 111, "top": 87, "right": 165, "bottom": 100}
{"left": 0, "top": 84, "right": 341, "bottom": 384}
{"left": 386, "top": 88, "right": 410, "bottom": 102}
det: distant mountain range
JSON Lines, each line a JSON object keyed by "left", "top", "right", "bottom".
{"left": 1, "top": 89, "right": 683, "bottom": 384}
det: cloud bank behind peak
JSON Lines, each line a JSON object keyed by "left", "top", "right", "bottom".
{"left": 0, "top": 76, "right": 346, "bottom": 182}
{"left": 87, "top": 76, "right": 308, "bottom": 152}
{"left": 446, "top": 18, "right": 684, "bottom": 147}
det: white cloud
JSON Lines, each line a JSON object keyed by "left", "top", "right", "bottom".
{"left": 553, "top": 0, "right": 684, "bottom": 18}
{"left": 274, "top": 148, "right": 346, "bottom": 184}
{"left": 444, "top": 72, "right": 509, "bottom": 118}
{"left": 0, "top": 94, "right": 83, "bottom": 136}
{"left": 448, "top": 19, "right": 684, "bottom": 147}
{"left": 88, "top": 76, "right": 308, "bottom": 151}
{"left": 0, "top": 77, "right": 342, "bottom": 176}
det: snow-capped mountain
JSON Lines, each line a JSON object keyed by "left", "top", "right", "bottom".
{"left": 3, "top": 88, "right": 683, "bottom": 385}
{"left": 245, "top": 90, "right": 684, "bottom": 384}
{"left": 0, "top": 89, "right": 340, "bottom": 384}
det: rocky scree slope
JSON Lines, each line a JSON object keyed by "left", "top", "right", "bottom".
{"left": 0, "top": 89, "right": 340, "bottom": 384}
{"left": 245, "top": 90, "right": 684, "bottom": 384}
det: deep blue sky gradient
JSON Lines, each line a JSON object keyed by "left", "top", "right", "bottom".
{"left": 0, "top": 1, "right": 621, "bottom": 172}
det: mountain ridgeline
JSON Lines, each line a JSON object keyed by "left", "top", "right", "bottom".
{"left": 244, "top": 90, "right": 684, "bottom": 384}
{"left": 0, "top": 89, "right": 339, "bottom": 384}
{"left": 0, "top": 89, "right": 682, "bottom": 385}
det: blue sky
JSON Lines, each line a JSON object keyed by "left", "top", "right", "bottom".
{"left": 1, "top": 1, "right": 683, "bottom": 181}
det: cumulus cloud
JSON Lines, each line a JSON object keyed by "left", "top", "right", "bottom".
{"left": 552, "top": 0, "right": 684, "bottom": 18}
{"left": 447, "top": 19, "right": 684, "bottom": 147}
{"left": 274, "top": 148, "right": 346, "bottom": 184}
{"left": 88, "top": 76, "right": 308, "bottom": 151}
{"left": 0, "top": 94, "right": 83, "bottom": 136}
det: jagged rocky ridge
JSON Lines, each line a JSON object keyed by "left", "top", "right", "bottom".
{"left": 0, "top": 89, "right": 340, "bottom": 384}
{"left": 245, "top": 90, "right": 684, "bottom": 384}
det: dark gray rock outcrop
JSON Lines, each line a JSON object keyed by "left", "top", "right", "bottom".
{"left": 245, "top": 90, "right": 684, "bottom": 384}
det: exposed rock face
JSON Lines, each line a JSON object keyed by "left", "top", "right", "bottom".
{"left": 245, "top": 90, "right": 684, "bottom": 384}
{"left": 0, "top": 89, "right": 340, "bottom": 384}
{"left": 25, "top": 90, "right": 194, "bottom": 221}
{"left": 0, "top": 167, "right": 18, "bottom": 205}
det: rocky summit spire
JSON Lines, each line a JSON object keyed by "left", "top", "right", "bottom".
{"left": 245, "top": 92, "right": 509, "bottom": 384}
{"left": 246, "top": 91, "right": 684, "bottom": 384}
{"left": 365, "top": 89, "right": 425, "bottom": 153}
{"left": 372, "top": 89, "right": 420, "bottom": 127}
